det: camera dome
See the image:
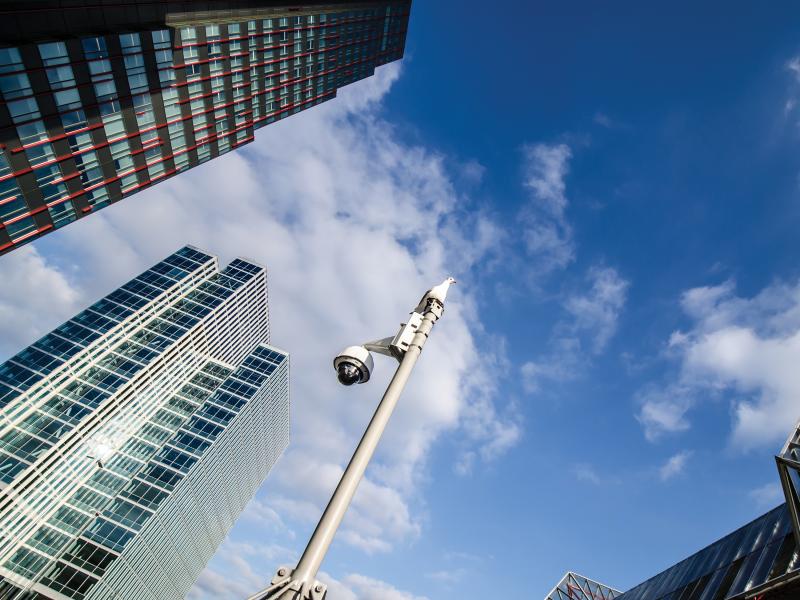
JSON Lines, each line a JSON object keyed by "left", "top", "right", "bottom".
{"left": 337, "top": 362, "right": 363, "bottom": 385}
{"left": 333, "top": 346, "right": 374, "bottom": 385}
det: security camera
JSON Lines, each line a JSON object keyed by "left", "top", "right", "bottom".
{"left": 333, "top": 346, "right": 374, "bottom": 386}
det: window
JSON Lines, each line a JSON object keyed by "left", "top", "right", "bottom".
{"left": 53, "top": 88, "right": 81, "bottom": 110}
{"left": 24, "top": 142, "right": 56, "bottom": 168}
{"left": 94, "top": 80, "right": 116, "bottom": 100}
{"left": 123, "top": 53, "right": 144, "bottom": 70}
{"left": 82, "top": 37, "right": 108, "bottom": 60}
{"left": 16, "top": 119, "right": 46, "bottom": 145}
{"left": 19, "top": 413, "right": 71, "bottom": 442}
{"left": 0, "top": 72, "right": 32, "bottom": 99}
{"left": 42, "top": 562, "right": 100, "bottom": 598}
{"left": 47, "top": 506, "right": 90, "bottom": 535}
{"left": 102, "top": 114, "right": 126, "bottom": 139}
{"left": 88, "top": 59, "right": 111, "bottom": 76}
{"left": 0, "top": 429, "right": 52, "bottom": 462}
{"left": 62, "top": 540, "right": 117, "bottom": 576}
{"left": 121, "top": 479, "right": 167, "bottom": 510}
{"left": 36, "top": 400, "right": 84, "bottom": 437}
{"left": 29, "top": 526, "right": 72, "bottom": 556}
{"left": 6, "top": 547, "right": 49, "bottom": 579}
{"left": 147, "top": 162, "right": 165, "bottom": 180}
{"left": 119, "top": 32, "right": 141, "bottom": 54}
{"left": 152, "top": 29, "right": 171, "bottom": 48}
{"left": 61, "top": 109, "right": 88, "bottom": 134}
{"left": 0, "top": 453, "right": 28, "bottom": 484}
{"left": 39, "top": 41, "right": 69, "bottom": 65}
{"left": 186, "top": 63, "right": 201, "bottom": 79}
{"left": 139, "top": 463, "right": 183, "bottom": 491}
{"left": 7, "top": 97, "right": 40, "bottom": 123}
{"left": 66, "top": 131, "right": 92, "bottom": 154}
{"left": 103, "top": 498, "right": 152, "bottom": 530}
{"left": 35, "top": 332, "right": 81, "bottom": 358}
{"left": 0, "top": 47, "right": 23, "bottom": 74}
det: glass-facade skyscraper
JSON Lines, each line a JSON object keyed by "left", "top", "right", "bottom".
{"left": 0, "top": 246, "right": 290, "bottom": 600}
{"left": 0, "top": 1, "right": 411, "bottom": 255}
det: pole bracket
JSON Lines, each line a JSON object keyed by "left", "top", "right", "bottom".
{"left": 246, "top": 566, "right": 327, "bottom": 600}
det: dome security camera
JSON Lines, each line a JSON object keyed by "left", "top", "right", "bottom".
{"left": 333, "top": 346, "right": 374, "bottom": 385}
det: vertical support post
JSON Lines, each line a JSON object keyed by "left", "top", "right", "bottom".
{"left": 248, "top": 299, "right": 445, "bottom": 600}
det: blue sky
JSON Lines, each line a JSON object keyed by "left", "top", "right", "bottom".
{"left": 2, "top": 2, "right": 800, "bottom": 599}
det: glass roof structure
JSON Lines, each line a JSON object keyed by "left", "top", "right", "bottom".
{"left": 544, "top": 572, "right": 621, "bottom": 600}
{"left": 549, "top": 422, "right": 800, "bottom": 600}
{"left": 777, "top": 420, "right": 800, "bottom": 552}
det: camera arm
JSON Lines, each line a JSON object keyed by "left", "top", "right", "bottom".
{"left": 363, "top": 310, "right": 425, "bottom": 362}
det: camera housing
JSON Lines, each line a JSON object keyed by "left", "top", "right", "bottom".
{"left": 333, "top": 346, "right": 374, "bottom": 385}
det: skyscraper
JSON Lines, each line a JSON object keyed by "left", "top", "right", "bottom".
{"left": 0, "top": 1, "right": 411, "bottom": 255}
{"left": 0, "top": 245, "right": 290, "bottom": 600}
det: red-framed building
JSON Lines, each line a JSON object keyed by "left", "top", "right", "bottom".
{"left": 0, "top": 1, "right": 411, "bottom": 255}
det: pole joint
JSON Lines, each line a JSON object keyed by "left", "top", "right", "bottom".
{"left": 246, "top": 566, "right": 327, "bottom": 600}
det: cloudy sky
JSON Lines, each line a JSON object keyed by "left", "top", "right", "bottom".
{"left": 4, "top": 2, "right": 800, "bottom": 599}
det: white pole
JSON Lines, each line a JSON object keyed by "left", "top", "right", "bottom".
{"left": 294, "top": 304, "right": 439, "bottom": 584}
{"left": 248, "top": 293, "right": 446, "bottom": 600}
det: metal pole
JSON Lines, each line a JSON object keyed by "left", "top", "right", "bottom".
{"left": 295, "top": 304, "right": 439, "bottom": 584}
{"left": 248, "top": 299, "right": 444, "bottom": 600}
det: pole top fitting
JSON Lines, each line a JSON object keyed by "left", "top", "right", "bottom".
{"left": 414, "top": 276, "right": 456, "bottom": 314}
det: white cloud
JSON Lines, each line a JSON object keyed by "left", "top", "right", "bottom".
{"left": 784, "top": 57, "right": 800, "bottom": 118}
{"left": 520, "top": 143, "right": 575, "bottom": 273}
{"left": 521, "top": 266, "right": 629, "bottom": 392}
{"left": 187, "top": 540, "right": 295, "bottom": 600}
{"left": 1, "top": 63, "right": 521, "bottom": 595}
{"left": 787, "top": 57, "right": 800, "bottom": 83}
{"left": 458, "top": 159, "right": 486, "bottom": 186}
{"left": 572, "top": 463, "right": 602, "bottom": 485}
{"left": 426, "top": 569, "right": 466, "bottom": 585}
{"left": 0, "top": 246, "right": 82, "bottom": 357}
{"left": 517, "top": 141, "right": 629, "bottom": 394}
{"left": 240, "top": 498, "right": 295, "bottom": 540}
{"left": 564, "top": 266, "right": 629, "bottom": 354}
{"left": 321, "top": 573, "right": 429, "bottom": 600}
{"left": 749, "top": 482, "right": 784, "bottom": 508}
{"left": 191, "top": 544, "right": 431, "bottom": 600}
{"left": 594, "top": 112, "right": 614, "bottom": 128}
{"left": 635, "top": 385, "right": 694, "bottom": 442}
{"left": 659, "top": 450, "right": 692, "bottom": 481}
{"left": 592, "top": 112, "right": 630, "bottom": 131}
{"left": 636, "top": 279, "right": 800, "bottom": 449}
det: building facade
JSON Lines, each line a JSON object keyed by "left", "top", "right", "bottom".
{"left": 0, "top": 245, "right": 290, "bottom": 600}
{"left": 0, "top": 1, "right": 411, "bottom": 255}
{"left": 612, "top": 504, "right": 798, "bottom": 600}
{"left": 546, "top": 422, "right": 800, "bottom": 600}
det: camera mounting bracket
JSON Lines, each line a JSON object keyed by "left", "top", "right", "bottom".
{"left": 363, "top": 310, "right": 425, "bottom": 362}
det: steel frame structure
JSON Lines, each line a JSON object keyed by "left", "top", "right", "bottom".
{"left": 544, "top": 572, "right": 621, "bottom": 600}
